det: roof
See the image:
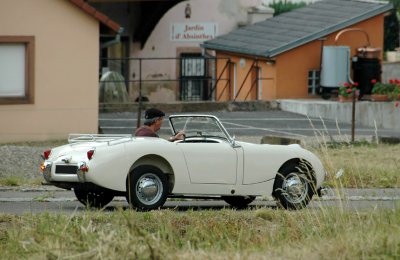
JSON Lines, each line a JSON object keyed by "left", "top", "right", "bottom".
{"left": 68, "top": 0, "right": 122, "bottom": 33}
{"left": 202, "top": 0, "right": 393, "bottom": 58}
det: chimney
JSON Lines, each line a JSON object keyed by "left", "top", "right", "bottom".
{"left": 247, "top": 6, "right": 274, "bottom": 25}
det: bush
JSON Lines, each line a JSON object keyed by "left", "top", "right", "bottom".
{"left": 384, "top": 0, "right": 400, "bottom": 51}
{"left": 268, "top": 0, "right": 307, "bottom": 16}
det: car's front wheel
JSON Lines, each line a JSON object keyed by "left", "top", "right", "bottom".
{"left": 74, "top": 188, "right": 114, "bottom": 208}
{"left": 273, "top": 162, "right": 314, "bottom": 210}
{"left": 126, "top": 165, "right": 168, "bottom": 211}
{"left": 222, "top": 196, "right": 256, "bottom": 209}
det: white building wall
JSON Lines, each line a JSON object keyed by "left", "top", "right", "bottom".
{"left": 129, "top": 0, "right": 265, "bottom": 102}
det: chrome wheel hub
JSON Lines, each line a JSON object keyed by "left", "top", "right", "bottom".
{"left": 136, "top": 173, "right": 163, "bottom": 205}
{"left": 282, "top": 173, "right": 308, "bottom": 204}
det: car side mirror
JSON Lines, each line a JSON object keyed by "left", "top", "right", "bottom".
{"left": 230, "top": 136, "right": 241, "bottom": 148}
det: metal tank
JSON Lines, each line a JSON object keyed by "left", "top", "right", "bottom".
{"left": 320, "top": 45, "right": 351, "bottom": 90}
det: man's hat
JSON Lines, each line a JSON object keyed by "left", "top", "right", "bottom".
{"left": 145, "top": 108, "right": 165, "bottom": 120}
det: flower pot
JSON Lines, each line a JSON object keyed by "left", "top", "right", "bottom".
{"left": 371, "top": 94, "right": 389, "bottom": 101}
{"left": 338, "top": 95, "right": 355, "bottom": 102}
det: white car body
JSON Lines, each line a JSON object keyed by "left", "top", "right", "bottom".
{"left": 41, "top": 115, "right": 326, "bottom": 210}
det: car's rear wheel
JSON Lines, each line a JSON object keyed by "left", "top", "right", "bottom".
{"left": 273, "top": 162, "right": 314, "bottom": 210}
{"left": 126, "top": 165, "right": 168, "bottom": 211}
{"left": 222, "top": 196, "right": 256, "bottom": 209}
{"left": 74, "top": 188, "right": 114, "bottom": 208}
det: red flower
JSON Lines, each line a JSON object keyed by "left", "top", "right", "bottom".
{"left": 353, "top": 82, "right": 359, "bottom": 87}
{"left": 395, "top": 102, "right": 400, "bottom": 108}
{"left": 395, "top": 79, "right": 400, "bottom": 84}
{"left": 343, "top": 82, "right": 349, "bottom": 87}
{"left": 346, "top": 88, "right": 352, "bottom": 93}
{"left": 389, "top": 79, "right": 395, "bottom": 84}
{"left": 371, "top": 79, "right": 377, "bottom": 84}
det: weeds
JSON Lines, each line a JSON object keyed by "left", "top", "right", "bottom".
{"left": 313, "top": 143, "right": 400, "bottom": 188}
{"left": 0, "top": 207, "right": 399, "bottom": 259}
{"left": 306, "top": 116, "right": 400, "bottom": 188}
{"left": 0, "top": 177, "right": 43, "bottom": 187}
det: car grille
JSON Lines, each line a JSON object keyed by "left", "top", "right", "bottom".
{"left": 55, "top": 165, "right": 78, "bottom": 174}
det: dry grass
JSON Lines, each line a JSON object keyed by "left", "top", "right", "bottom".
{"left": 1, "top": 137, "right": 399, "bottom": 258}
{"left": 312, "top": 143, "right": 400, "bottom": 188}
{"left": 0, "top": 207, "right": 399, "bottom": 259}
{"left": 0, "top": 176, "right": 42, "bottom": 187}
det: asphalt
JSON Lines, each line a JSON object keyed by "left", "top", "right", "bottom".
{"left": 1, "top": 186, "right": 399, "bottom": 202}
{"left": 99, "top": 110, "right": 400, "bottom": 143}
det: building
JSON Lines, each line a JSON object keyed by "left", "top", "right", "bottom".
{"left": 202, "top": 0, "right": 393, "bottom": 101}
{"left": 0, "top": 0, "right": 121, "bottom": 143}
{"left": 90, "top": 0, "right": 273, "bottom": 102}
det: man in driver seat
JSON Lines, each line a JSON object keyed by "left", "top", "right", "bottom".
{"left": 135, "top": 108, "right": 184, "bottom": 141}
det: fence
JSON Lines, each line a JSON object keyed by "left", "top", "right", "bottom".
{"left": 100, "top": 56, "right": 231, "bottom": 103}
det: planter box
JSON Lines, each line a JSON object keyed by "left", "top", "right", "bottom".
{"left": 338, "top": 95, "right": 356, "bottom": 102}
{"left": 371, "top": 94, "right": 389, "bottom": 101}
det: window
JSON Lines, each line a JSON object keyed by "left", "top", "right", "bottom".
{"left": 308, "top": 69, "right": 320, "bottom": 95}
{"left": 0, "top": 36, "right": 34, "bottom": 104}
{"left": 180, "top": 53, "right": 207, "bottom": 101}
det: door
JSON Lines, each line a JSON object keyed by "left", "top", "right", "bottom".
{"left": 178, "top": 142, "right": 238, "bottom": 184}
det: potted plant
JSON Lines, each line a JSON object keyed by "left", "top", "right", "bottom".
{"left": 338, "top": 82, "right": 358, "bottom": 102}
{"left": 371, "top": 79, "right": 400, "bottom": 101}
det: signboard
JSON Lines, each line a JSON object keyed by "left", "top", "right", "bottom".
{"left": 171, "top": 23, "right": 218, "bottom": 42}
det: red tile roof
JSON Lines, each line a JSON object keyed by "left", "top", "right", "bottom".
{"left": 68, "top": 0, "right": 121, "bottom": 33}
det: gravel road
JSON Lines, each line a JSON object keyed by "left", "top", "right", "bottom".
{"left": 0, "top": 145, "right": 45, "bottom": 179}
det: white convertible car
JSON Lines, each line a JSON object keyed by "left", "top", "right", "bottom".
{"left": 40, "top": 115, "right": 326, "bottom": 210}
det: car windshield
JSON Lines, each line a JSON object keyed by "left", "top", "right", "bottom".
{"left": 169, "top": 116, "right": 230, "bottom": 140}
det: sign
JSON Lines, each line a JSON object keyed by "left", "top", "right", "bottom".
{"left": 171, "top": 23, "right": 217, "bottom": 42}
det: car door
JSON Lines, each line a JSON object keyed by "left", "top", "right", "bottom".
{"left": 177, "top": 141, "right": 238, "bottom": 184}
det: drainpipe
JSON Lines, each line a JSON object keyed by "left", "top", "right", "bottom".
{"left": 101, "top": 27, "right": 125, "bottom": 49}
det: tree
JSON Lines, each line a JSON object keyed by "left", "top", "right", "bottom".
{"left": 268, "top": 0, "right": 307, "bottom": 16}
{"left": 384, "top": 0, "right": 400, "bottom": 51}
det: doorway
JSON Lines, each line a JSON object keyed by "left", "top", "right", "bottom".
{"left": 179, "top": 53, "right": 208, "bottom": 101}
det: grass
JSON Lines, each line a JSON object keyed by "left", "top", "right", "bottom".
{"left": 313, "top": 143, "right": 400, "bottom": 188}
{"left": 0, "top": 176, "right": 43, "bottom": 187}
{"left": 0, "top": 139, "right": 399, "bottom": 258}
{"left": 0, "top": 207, "right": 399, "bottom": 259}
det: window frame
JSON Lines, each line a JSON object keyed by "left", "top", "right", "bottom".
{"left": 308, "top": 69, "right": 320, "bottom": 95}
{"left": 0, "top": 36, "right": 34, "bottom": 105}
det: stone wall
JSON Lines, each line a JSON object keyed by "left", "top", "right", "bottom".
{"left": 279, "top": 99, "right": 400, "bottom": 131}
{"left": 382, "top": 61, "right": 400, "bottom": 81}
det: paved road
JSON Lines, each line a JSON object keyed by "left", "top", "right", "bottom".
{"left": 99, "top": 111, "right": 400, "bottom": 141}
{"left": 0, "top": 187, "right": 398, "bottom": 215}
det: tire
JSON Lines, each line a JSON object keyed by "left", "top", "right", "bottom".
{"left": 126, "top": 165, "right": 168, "bottom": 211}
{"left": 222, "top": 196, "right": 256, "bottom": 209}
{"left": 273, "top": 162, "right": 314, "bottom": 210}
{"left": 74, "top": 188, "right": 114, "bottom": 208}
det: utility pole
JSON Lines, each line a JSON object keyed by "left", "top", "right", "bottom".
{"left": 351, "top": 90, "right": 357, "bottom": 142}
{"left": 137, "top": 58, "right": 142, "bottom": 128}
